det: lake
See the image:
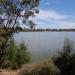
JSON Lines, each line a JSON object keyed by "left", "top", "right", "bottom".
{"left": 14, "top": 32, "right": 75, "bottom": 62}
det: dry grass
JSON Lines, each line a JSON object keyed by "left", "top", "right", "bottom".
{"left": 18, "top": 60, "right": 60, "bottom": 75}
{"left": 0, "top": 69, "right": 20, "bottom": 75}
{"left": 0, "top": 60, "right": 60, "bottom": 75}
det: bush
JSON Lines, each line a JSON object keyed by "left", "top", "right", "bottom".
{"left": 2, "top": 38, "right": 31, "bottom": 69}
{"left": 18, "top": 60, "right": 60, "bottom": 75}
{"left": 16, "top": 41, "right": 31, "bottom": 67}
{"left": 53, "top": 38, "right": 75, "bottom": 75}
{"left": 70, "top": 53, "right": 75, "bottom": 75}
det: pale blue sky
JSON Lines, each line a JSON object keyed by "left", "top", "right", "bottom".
{"left": 32, "top": 0, "right": 75, "bottom": 29}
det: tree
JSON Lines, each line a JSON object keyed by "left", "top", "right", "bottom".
{"left": 0, "top": 0, "right": 39, "bottom": 67}
{"left": 29, "top": 20, "right": 36, "bottom": 30}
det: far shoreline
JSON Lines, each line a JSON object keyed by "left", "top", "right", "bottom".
{"left": 19, "top": 29, "right": 75, "bottom": 32}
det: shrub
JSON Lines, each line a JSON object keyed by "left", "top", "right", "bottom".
{"left": 53, "top": 38, "right": 75, "bottom": 75}
{"left": 16, "top": 41, "right": 31, "bottom": 67}
{"left": 2, "top": 38, "right": 31, "bottom": 69}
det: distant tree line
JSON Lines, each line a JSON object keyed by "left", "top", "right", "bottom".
{"left": 22, "top": 28, "right": 75, "bottom": 32}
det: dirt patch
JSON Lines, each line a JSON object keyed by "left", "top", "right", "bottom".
{"left": 0, "top": 69, "right": 20, "bottom": 75}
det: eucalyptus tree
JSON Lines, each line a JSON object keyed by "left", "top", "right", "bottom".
{"left": 29, "top": 20, "right": 36, "bottom": 29}
{"left": 0, "top": 0, "right": 39, "bottom": 67}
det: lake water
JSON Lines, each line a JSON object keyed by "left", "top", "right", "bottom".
{"left": 14, "top": 32, "right": 75, "bottom": 62}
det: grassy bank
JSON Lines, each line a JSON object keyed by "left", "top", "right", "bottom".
{"left": 18, "top": 60, "right": 60, "bottom": 75}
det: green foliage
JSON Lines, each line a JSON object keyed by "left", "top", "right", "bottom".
{"left": 16, "top": 41, "right": 31, "bottom": 67}
{"left": 18, "top": 61, "right": 60, "bottom": 75}
{"left": 2, "top": 38, "right": 31, "bottom": 69}
{"left": 0, "top": 0, "right": 39, "bottom": 66}
{"left": 7, "top": 39, "right": 17, "bottom": 61}
{"left": 0, "top": 36, "right": 4, "bottom": 46}
{"left": 53, "top": 38, "right": 75, "bottom": 75}
{"left": 0, "top": 0, "right": 5, "bottom": 4}
{"left": 70, "top": 53, "right": 75, "bottom": 75}
{"left": 0, "top": 0, "right": 39, "bottom": 29}
{"left": 29, "top": 20, "right": 36, "bottom": 29}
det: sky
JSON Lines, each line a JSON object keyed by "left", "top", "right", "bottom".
{"left": 32, "top": 0, "right": 75, "bottom": 29}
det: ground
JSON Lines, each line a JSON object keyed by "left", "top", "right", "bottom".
{"left": 0, "top": 69, "right": 19, "bottom": 75}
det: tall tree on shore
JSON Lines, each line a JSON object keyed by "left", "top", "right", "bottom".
{"left": 0, "top": 0, "right": 39, "bottom": 67}
{"left": 29, "top": 20, "right": 36, "bottom": 30}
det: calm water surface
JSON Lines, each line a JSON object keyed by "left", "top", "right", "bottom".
{"left": 14, "top": 32, "right": 75, "bottom": 61}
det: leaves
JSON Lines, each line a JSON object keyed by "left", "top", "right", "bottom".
{"left": 0, "top": 0, "right": 39, "bottom": 29}
{"left": 53, "top": 39, "right": 75, "bottom": 75}
{"left": 23, "top": 0, "right": 31, "bottom": 5}
{"left": 0, "top": 0, "right": 39, "bottom": 68}
{"left": 24, "top": 11, "right": 34, "bottom": 18}
{"left": 5, "top": 38, "right": 31, "bottom": 69}
{"left": 0, "top": 0, "right": 5, "bottom": 4}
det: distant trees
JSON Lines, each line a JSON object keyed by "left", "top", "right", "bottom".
{"left": 53, "top": 38, "right": 75, "bottom": 75}
{"left": 0, "top": 0, "right": 39, "bottom": 67}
